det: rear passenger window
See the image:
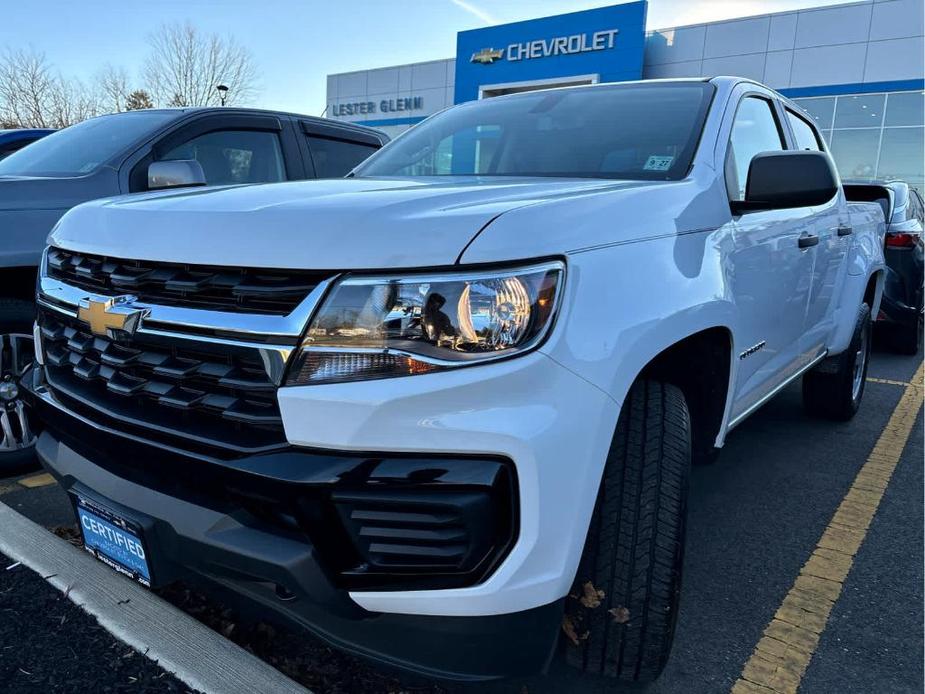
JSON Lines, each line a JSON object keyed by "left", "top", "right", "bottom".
{"left": 786, "top": 110, "right": 823, "bottom": 151}
{"left": 727, "top": 97, "right": 786, "bottom": 201}
{"left": 307, "top": 137, "right": 379, "bottom": 178}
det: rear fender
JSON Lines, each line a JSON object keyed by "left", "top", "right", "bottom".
{"left": 828, "top": 269, "right": 882, "bottom": 356}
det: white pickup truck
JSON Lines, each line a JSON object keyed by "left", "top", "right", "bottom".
{"left": 22, "top": 77, "right": 884, "bottom": 684}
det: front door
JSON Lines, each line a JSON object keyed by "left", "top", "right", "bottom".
{"left": 725, "top": 95, "right": 815, "bottom": 420}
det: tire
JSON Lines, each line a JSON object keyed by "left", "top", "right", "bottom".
{"left": 802, "top": 302, "right": 871, "bottom": 421}
{"left": 564, "top": 380, "right": 691, "bottom": 683}
{"left": 0, "top": 298, "right": 41, "bottom": 475}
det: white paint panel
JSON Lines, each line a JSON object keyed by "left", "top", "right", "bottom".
{"left": 411, "top": 60, "right": 451, "bottom": 90}
{"left": 790, "top": 43, "right": 867, "bottom": 87}
{"left": 445, "top": 59, "right": 456, "bottom": 87}
{"left": 768, "top": 12, "right": 798, "bottom": 51}
{"left": 764, "top": 50, "right": 794, "bottom": 88}
{"left": 326, "top": 75, "right": 337, "bottom": 102}
{"left": 703, "top": 17, "right": 771, "bottom": 59}
{"left": 405, "top": 86, "right": 449, "bottom": 114}
{"left": 702, "top": 53, "right": 767, "bottom": 83}
{"left": 645, "top": 25, "right": 706, "bottom": 65}
{"left": 864, "top": 36, "right": 925, "bottom": 82}
{"left": 336, "top": 71, "right": 367, "bottom": 99}
{"left": 398, "top": 65, "right": 413, "bottom": 91}
{"left": 794, "top": 3, "right": 873, "bottom": 48}
{"left": 366, "top": 67, "right": 400, "bottom": 96}
{"left": 642, "top": 59, "right": 703, "bottom": 79}
{"left": 870, "top": 0, "right": 925, "bottom": 41}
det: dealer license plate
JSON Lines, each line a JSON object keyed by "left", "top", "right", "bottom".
{"left": 75, "top": 495, "right": 152, "bottom": 587}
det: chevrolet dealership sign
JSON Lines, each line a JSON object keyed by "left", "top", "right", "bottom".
{"left": 471, "top": 29, "right": 620, "bottom": 64}
{"left": 455, "top": 1, "right": 646, "bottom": 102}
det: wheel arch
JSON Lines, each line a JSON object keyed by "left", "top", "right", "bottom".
{"left": 636, "top": 326, "right": 734, "bottom": 463}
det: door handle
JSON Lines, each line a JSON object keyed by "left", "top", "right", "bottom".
{"left": 798, "top": 234, "right": 820, "bottom": 248}
{"left": 837, "top": 226, "right": 853, "bottom": 236}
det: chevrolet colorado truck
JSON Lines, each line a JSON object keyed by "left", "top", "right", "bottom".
{"left": 0, "top": 108, "right": 386, "bottom": 469}
{"left": 21, "top": 77, "right": 885, "bottom": 684}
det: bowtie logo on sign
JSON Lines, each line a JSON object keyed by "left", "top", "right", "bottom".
{"left": 470, "top": 48, "right": 504, "bottom": 64}
{"left": 471, "top": 29, "right": 620, "bottom": 65}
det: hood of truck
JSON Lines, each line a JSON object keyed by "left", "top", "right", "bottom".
{"left": 49, "top": 177, "right": 657, "bottom": 269}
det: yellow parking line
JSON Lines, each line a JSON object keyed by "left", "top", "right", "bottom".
{"left": 867, "top": 377, "right": 914, "bottom": 387}
{"left": 732, "top": 361, "right": 924, "bottom": 694}
{"left": 17, "top": 473, "right": 56, "bottom": 489}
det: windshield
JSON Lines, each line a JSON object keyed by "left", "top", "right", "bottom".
{"left": 0, "top": 111, "right": 175, "bottom": 178}
{"left": 355, "top": 82, "right": 714, "bottom": 181}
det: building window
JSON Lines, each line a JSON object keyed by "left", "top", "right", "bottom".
{"left": 878, "top": 128, "right": 924, "bottom": 185}
{"left": 793, "top": 97, "right": 834, "bottom": 130}
{"left": 794, "top": 90, "right": 924, "bottom": 194}
{"left": 833, "top": 94, "right": 885, "bottom": 129}
{"left": 884, "top": 91, "right": 924, "bottom": 127}
{"left": 830, "top": 129, "right": 881, "bottom": 180}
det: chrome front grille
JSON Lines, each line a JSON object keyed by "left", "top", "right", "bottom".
{"left": 36, "top": 251, "right": 337, "bottom": 456}
{"left": 46, "top": 247, "right": 330, "bottom": 315}
{"left": 38, "top": 307, "right": 286, "bottom": 452}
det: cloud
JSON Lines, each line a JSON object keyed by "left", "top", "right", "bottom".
{"left": 449, "top": 0, "right": 499, "bottom": 24}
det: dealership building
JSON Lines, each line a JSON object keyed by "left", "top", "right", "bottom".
{"left": 325, "top": 0, "right": 924, "bottom": 190}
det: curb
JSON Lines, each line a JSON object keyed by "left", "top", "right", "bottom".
{"left": 0, "top": 500, "right": 310, "bottom": 694}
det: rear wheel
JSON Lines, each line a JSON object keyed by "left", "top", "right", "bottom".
{"left": 564, "top": 380, "right": 691, "bottom": 683}
{"left": 803, "top": 303, "right": 871, "bottom": 421}
{"left": 0, "top": 299, "right": 40, "bottom": 475}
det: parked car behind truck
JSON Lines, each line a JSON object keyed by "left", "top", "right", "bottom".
{"left": 844, "top": 180, "right": 923, "bottom": 354}
{"left": 0, "top": 128, "right": 55, "bottom": 161}
{"left": 0, "top": 108, "right": 387, "bottom": 469}
{"left": 22, "top": 78, "right": 885, "bottom": 685}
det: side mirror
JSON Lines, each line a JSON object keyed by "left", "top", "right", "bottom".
{"left": 733, "top": 150, "right": 838, "bottom": 214}
{"left": 147, "top": 160, "right": 207, "bottom": 191}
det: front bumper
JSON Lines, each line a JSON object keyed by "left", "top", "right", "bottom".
{"left": 25, "top": 373, "right": 563, "bottom": 680}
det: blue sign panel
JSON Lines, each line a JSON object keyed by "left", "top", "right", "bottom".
{"left": 454, "top": 1, "right": 648, "bottom": 104}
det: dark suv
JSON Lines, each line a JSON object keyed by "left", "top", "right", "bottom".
{"left": 844, "top": 181, "right": 924, "bottom": 354}
{"left": 0, "top": 108, "right": 386, "bottom": 470}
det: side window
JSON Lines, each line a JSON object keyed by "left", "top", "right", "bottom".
{"left": 159, "top": 130, "right": 285, "bottom": 186}
{"left": 306, "top": 136, "right": 379, "bottom": 178}
{"left": 726, "top": 97, "right": 786, "bottom": 201}
{"left": 786, "top": 110, "right": 823, "bottom": 151}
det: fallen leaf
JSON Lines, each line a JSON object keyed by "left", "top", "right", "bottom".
{"left": 609, "top": 606, "right": 631, "bottom": 623}
{"left": 562, "top": 615, "right": 581, "bottom": 646}
{"left": 579, "top": 581, "right": 605, "bottom": 608}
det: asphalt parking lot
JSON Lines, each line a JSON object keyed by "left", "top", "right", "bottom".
{"left": 1, "top": 346, "right": 921, "bottom": 694}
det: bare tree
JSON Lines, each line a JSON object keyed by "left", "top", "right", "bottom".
{"left": 143, "top": 22, "right": 258, "bottom": 107}
{"left": 0, "top": 49, "right": 56, "bottom": 127}
{"left": 125, "top": 89, "right": 155, "bottom": 111}
{"left": 97, "top": 63, "right": 131, "bottom": 113}
{"left": 0, "top": 48, "right": 102, "bottom": 127}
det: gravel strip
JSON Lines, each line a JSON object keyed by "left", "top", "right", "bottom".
{"left": 0, "top": 550, "right": 193, "bottom": 693}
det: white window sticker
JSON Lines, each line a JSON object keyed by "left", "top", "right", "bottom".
{"left": 643, "top": 155, "right": 674, "bottom": 172}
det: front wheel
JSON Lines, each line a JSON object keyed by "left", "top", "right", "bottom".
{"left": 802, "top": 302, "right": 871, "bottom": 421}
{"left": 564, "top": 380, "right": 691, "bottom": 683}
{"left": 0, "top": 299, "right": 41, "bottom": 474}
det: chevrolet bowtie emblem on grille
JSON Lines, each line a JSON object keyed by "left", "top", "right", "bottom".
{"left": 471, "top": 47, "right": 504, "bottom": 64}
{"left": 77, "top": 296, "right": 147, "bottom": 337}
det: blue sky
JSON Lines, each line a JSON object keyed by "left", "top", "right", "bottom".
{"left": 3, "top": 0, "right": 851, "bottom": 116}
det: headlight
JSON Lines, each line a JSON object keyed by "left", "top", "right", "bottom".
{"left": 285, "top": 260, "right": 564, "bottom": 385}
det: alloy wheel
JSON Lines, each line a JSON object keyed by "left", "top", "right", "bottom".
{"left": 0, "top": 333, "right": 37, "bottom": 453}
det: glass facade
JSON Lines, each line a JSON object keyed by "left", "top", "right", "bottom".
{"left": 794, "top": 90, "right": 924, "bottom": 193}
